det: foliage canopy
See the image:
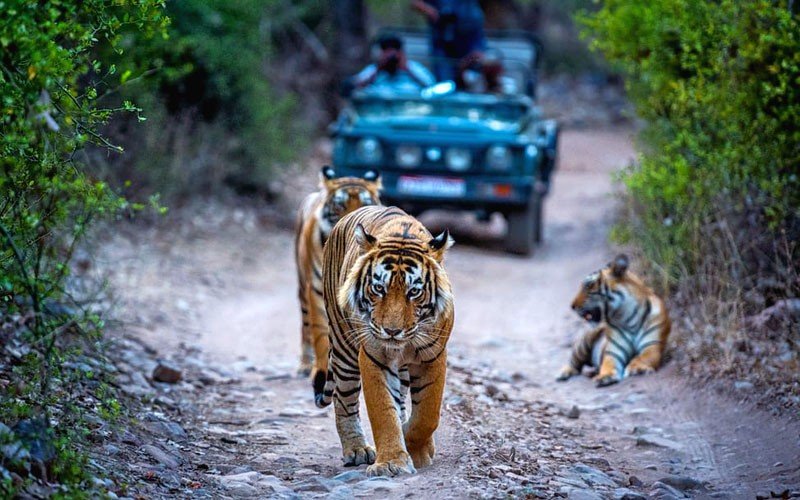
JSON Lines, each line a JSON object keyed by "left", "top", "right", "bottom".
{"left": 581, "top": 0, "right": 799, "bottom": 287}
{"left": 1, "top": 0, "right": 166, "bottom": 493}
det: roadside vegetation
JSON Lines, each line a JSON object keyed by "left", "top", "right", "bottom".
{"left": 93, "top": 0, "right": 305, "bottom": 202}
{"left": 581, "top": 1, "right": 799, "bottom": 408}
{"left": 0, "top": 1, "right": 167, "bottom": 495}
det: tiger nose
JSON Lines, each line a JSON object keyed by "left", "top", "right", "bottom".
{"left": 384, "top": 328, "right": 403, "bottom": 338}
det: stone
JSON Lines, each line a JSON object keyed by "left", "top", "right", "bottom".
{"left": 220, "top": 471, "right": 261, "bottom": 485}
{"left": 142, "top": 445, "right": 180, "bottom": 469}
{"left": 333, "top": 470, "right": 367, "bottom": 483}
{"left": 144, "top": 420, "right": 187, "bottom": 442}
{"left": 636, "top": 434, "right": 681, "bottom": 450}
{"left": 152, "top": 360, "right": 182, "bottom": 383}
{"left": 571, "top": 463, "right": 617, "bottom": 487}
{"left": 657, "top": 475, "right": 704, "bottom": 491}
{"left": 103, "top": 444, "right": 120, "bottom": 456}
{"left": 255, "top": 474, "right": 294, "bottom": 496}
{"left": 224, "top": 482, "right": 260, "bottom": 497}
{"left": 278, "top": 408, "right": 309, "bottom": 418}
{"left": 567, "top": 489, "right": 604, "bottom": 500}
{"left": 445, "top": 395, "right": 465, "bottom": 406}
{"left": 566, "top": 405, "right": 581, "bottom": 419}
{"left": 353, "top": 476, "right": 402, "bottom": 494}
{"left": 328, "top": 484, "right": 356, "bottom": 499}
{"left": 12, "top": 418, "right": 55, "bottom": 463}
{"left": 649, "top": 481, "right": 688, "bottom": 499}
{"left": 294, "top": 476, "right": 342, "bottom": 492}
{"left": 614, "top": 488, "right": 647, "bottom": 500}
{"left": 1, "top": 441, "right": 30, "bottom": 463}
{"left": 229, "top": 465, "right": 253, "bottom": 475}
{"left": 584, "top": 457, "right": 611, "bottom": 468}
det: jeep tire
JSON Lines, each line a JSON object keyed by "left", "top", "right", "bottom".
{"left": 505, "top": 194, "right": 541, "bottom": 255}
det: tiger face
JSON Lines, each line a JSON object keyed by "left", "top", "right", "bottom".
{"left": 339, "top": 222, "right": 453, "bottom": 349}
{"left": 571, "top": 254, "right": 644, "bottom": 324}
{"left": 321, "top": 167, "right": 381, "bottom": 230}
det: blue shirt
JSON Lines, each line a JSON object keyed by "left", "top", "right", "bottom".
{"left": 426, "top": 0, "right": 486, "bottom": 58}
{"left": 353, "top": 60, "right": 436, "bottom": 93}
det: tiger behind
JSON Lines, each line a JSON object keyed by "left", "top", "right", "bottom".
{"left": 295, "top": 166, "right": 381, "bottom": 377}
{"left": 557, "top": 254, "right": 671, "bottom": 387}
{"left": 317, "top": 205, "right": 454, "bottom": 477}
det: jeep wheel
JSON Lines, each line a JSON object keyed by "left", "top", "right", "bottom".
{"left": 505, "top": 195, "right": 541, "bottom": 255}
{"left": 533, "top": 195, "right": 543, "bottom": 244}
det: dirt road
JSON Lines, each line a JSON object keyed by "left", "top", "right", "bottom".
{"left": 102, "top": 128, "right": 800, "bottom": 498}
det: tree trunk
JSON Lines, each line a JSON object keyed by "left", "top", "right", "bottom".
{"left": 330, "top": 0, "right": 368, "bottom": 79}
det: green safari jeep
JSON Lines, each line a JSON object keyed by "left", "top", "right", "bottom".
{"left": 329, "top": 29, "right": 558, "bottom": 255}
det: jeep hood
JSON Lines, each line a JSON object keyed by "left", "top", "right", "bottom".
{"left": 355, "top": 116, "right": 520, "bottom": 135}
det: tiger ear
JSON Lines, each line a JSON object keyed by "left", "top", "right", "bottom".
{"left": 320, "top": 165, "right": 337, "bottom": 190}
{"left": 611, "top": 254, "right": 629, "bottom": 278}
{"left": 354, "top": 223, "right": 377, "bottom": 252}
{"left": 363, "top": 170, "right": 382, "bottom": 189}
{"left": 429, "top": 229, "right": 454, "bottom": 262}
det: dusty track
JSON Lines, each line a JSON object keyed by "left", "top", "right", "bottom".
{"left": 102, "top": 128, "right": 800, "bottom": 498}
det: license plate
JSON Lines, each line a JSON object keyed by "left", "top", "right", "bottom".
{"left": 397, "top": 175, "right": 466, "bottom": 198}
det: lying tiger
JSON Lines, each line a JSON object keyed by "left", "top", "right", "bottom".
{"left": 317, "top": 205, "right": 455, "bottom": 477}
{"left": 557, "top": 254, "right": 671, "bottom": 387}
{"left": 295, "top": 166, "right": 381, "bottom": 378}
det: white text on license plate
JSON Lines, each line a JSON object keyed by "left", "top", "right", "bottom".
{"left": 397, "top": 176, "right": 466, "bottom": 197}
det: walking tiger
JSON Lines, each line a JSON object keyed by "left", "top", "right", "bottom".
{"left": 316, "top": 205, "right": 455, "bottom": 477}
{"left": 295, "top": 166, "right": 381, "bottom": 378}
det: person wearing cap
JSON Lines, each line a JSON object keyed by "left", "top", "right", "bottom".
{"left": 411, "top": 0, "right": 487, "bottom": 83}
{"left": 349, "top": 33, "right": 435, "bottom": 93}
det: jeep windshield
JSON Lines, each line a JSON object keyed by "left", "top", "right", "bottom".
{"left": 351, "top": 96, "right": 528, "bottom": 130}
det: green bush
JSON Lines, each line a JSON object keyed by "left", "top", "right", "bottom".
{"left": 581, "top": 1, "right": 799, "bottom": 293}
{"left": 0, "top": 0, "right": 165, "bottom": 492}
{"left": 96, "top": 0, "right": 303, "bottom": 200}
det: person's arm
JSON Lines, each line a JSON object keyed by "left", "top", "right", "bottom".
{"left": 407, "top": 60, "right": 436, "bottom": 87}
{"left": 352, "top": 64, "right": 379, "bottom": 88}
{"left": 411, "top": 0, "right": 439, "bottom": 22}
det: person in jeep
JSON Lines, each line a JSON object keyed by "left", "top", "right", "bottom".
{"left": 349, "top": 33, "right": 435, "bottom": 94}
{"left": 411, "top": 0, "right": 487, "bottom": 83}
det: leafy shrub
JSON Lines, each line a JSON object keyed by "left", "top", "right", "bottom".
{"left": 95, "top": 0, "right": 304, "bottom": 200}
{"left": 581, "top": 2, "right": 800, "bottom": 397}
{"left": 0, "top": 0, "right": 165, "bottom": 492}
{"left": 581, "top": 0, "right": 799, "bottom": 291}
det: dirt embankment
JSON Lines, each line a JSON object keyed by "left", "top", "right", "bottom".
{"left": 90, "top": 128, "right": 800, "bottom": 498}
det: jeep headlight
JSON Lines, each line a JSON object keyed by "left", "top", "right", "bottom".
{"left": 355, "top": 137, "right": 383, "bottom": 164}
{"left": 486, "top": 145, "right": 513, "bottom": 171}
{"left": 395, "top": 145, "right": 422, "bottom": 168}
{"left": 445, "top": 148, "right": 472, "bottom": 171}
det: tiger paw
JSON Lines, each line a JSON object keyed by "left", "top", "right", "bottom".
{"left": 297, "top": 364, "right": 312, "bottom": 377}
{"left": 366, "top": 452, "right": 416, "bottom": 477}
{"left": 556, "top": 365, "right": 579, "bottom": 381}
{"left": 342, "top": 443, "right": 376, "bottom": 466}
{"left": 625, "top": 362, "right": 655, "bottom": 377}
{"left": 593, "top": 373, "right": 620, "bottom": 387}
{"left": 407, "top": 437, "right": 435, "bottom": 468}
